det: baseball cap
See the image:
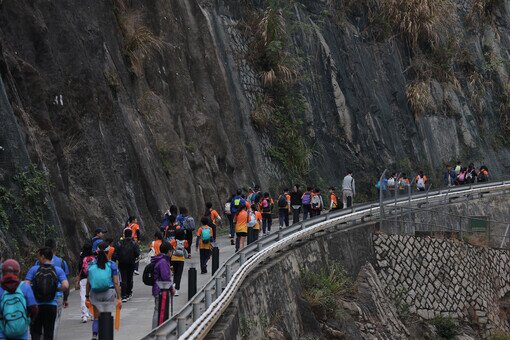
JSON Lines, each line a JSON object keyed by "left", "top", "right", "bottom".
{"left": 2, "top": 259, "right": 20, "bottom": 273}
{"left": 94, "top": 227, "right": 108, "bottom": 234}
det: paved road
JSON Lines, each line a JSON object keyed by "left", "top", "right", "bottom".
{"left": 59, "top": 236, "right": 235, "bottom": 340}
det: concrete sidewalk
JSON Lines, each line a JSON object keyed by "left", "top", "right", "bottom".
{"left": 59, "top": 236, "right": 235, "bottom": 339}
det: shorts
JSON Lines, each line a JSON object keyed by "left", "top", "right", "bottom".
{"left": 236, "top": 232, "right": 248, "bottom": 237}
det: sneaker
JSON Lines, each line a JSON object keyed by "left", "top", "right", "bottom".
{"left": 134, "top": 270, "right": 140, "bottom": 275}
{"left": 174, "top": 290, "right": 179, "bottom": 296}
{"left": 92, "top": 333, "right": 98, "bottom": 340}
{"left": 121, "top": 297, "right": 128, "bottom": 302}
{"left": 127, "top": 294, "right": 132, "bottom": 301}
{"left": 230, "top": 239, "right": 235, "bottom": 245}
{"left": 187, "top": 254, "right": 191, "bottom": 259}
{"left": 82, "top": 316, "right": 88, "bottom": 323}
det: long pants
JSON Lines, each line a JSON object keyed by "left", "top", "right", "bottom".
{"left": 171, "top": 260, "right": 184, "bottom": 290}
{"left": 292, "top": 207, "right": 301, "bottom": 224}
{"left": 310, "top": 209, "right": 321, "bottom": 217}
{"left": 227, "top": 214, "right": 234, "bottom": 238}
{"left": 278, "top": 210, "right": 289, "bottom": 228}
{"left": 262, "top": 215, "right": 272, "bottom": 234}
{"left": 343, "top": 190, "right": 353, "bottom": 208}
{"left": 119, "top": 263, "right": 135, "bottom": 298}
{"left": 80, "top": 278, "right": 91, "bottom": 319}
{"left": 247, "top": 227, "right": 254, "bottom": 245}
{"left": 303, "top": 204, "right": 311, "bottom": 220}
{"left": 53, "top": 297, "right": 63, "bottom": 339}
{"left": 199, "top": 249, "right": 211, "bottom": 273}
{"left": 152, "top": 296, "right": 160, "bottom": 329}
{"left": 253, "top": 229, "right": 260, "bottom": 241}
{"left": 185, "top": 230, "right": 193, "bottom": 255}
{"left": 31, "top": 304, "right": 57, "bottom": 340}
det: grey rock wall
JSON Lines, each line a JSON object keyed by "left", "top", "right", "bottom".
{"left": 374, "top": 234, "right": 510, "bottom": 334}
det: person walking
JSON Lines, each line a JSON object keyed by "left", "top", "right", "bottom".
{"left": 204, "top": 202, "right": 221, "bottom": 243}
{"left": 301, "top": 187, "right": 313, "bottom": 220}
{"left": 86, "top": 242, "right": 121, "bottom": 340}
{"left": 91, "top": 228, "right": 107, "bottom": 253}
{"left": 26, "top": 247, "right": 69, "bottom": 340}
{"left": 260, "top": 192, "right": 273, "bottom": 236}
{"left": 224, "top": 195, "right": 235, "bottom": 245}
{"left": 342, "top": 170, "right": 356, "bottom": 209}
{"left": 151, "top": 242, "right": 175, "bottom": 328}
{"left": 277, "top": 189, "right": 290, "bottom": 229}
{"left": 114, "top": 228, "right": 140, "bottom": 302}
{"left": 310, "top": 188, "right": 324, "bottom": 217}
{"left": 150, "top": 231, "right": 164, "bottom": 256}
{"left": 196, "top": 217, "right": 214, "bottom": 274}
{"left": 290, "top": 185, "right": 302, "bottom": 224}
{"left": 329, "top": 187, "right": 339, "bottom": 211}
{"left": 0, "top": 259, "right": 38, "bottom": 340}
{"left": 78, "top": 243, "right": 95, "bottom": 323}
{"left": 169, "top": 229, "right": 188, "bottom": 296}
{"left": 415, "top": 171, "right": 427, "bottom": 191}
{"left": 235, "top": 206, "right": 248, "bottom": 251}
{"left": 125, "top": 217, "right": 141, "bottom": 275}
{"left": 178, "top": 208, "right": 195, "bottom": 259}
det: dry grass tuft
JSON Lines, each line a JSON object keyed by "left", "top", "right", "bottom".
{"left": 250, "top": 95, "right": 274, "bottom": 129}
{"left": 119, "top": 10, "right": 164, "bottom": 76}
{"left": 382, "top": 0, "right": 454, "bottom": 48}
{"left": 406, "top": 81, "right": 432, "bottom": 116}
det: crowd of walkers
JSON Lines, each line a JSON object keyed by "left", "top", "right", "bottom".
{"left": 0, "top": 163, "right": 493, "bottom": 338}
{"left": 376, "top": 162, "right": 490, "bottom": 197}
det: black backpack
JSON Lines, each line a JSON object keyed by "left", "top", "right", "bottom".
{"left": 142, "top": 262, "right": 155, "bottom": 286}
{"left": 32, "top": 264, "right": 58, "bottom": 302}
{"left": 277, "top": 195, "right": 287, "bottom": 208}
{"left": 118, "top": 239, "right": 137, "bottom": 264}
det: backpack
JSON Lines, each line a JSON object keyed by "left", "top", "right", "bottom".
{"left": 387, "top": 178, "right": 395, "bottom": 187}
{"left": 251, "top": 193, "right": 261, "bottom": 205}
{"left": 302, "top": 192, "right": 311, "bottom": 205}
{"left": 142, "top": 262, "right": 155, "bottom": 286}
{"left": 81, "top": 256, "right": 95, "bottom": 276}
{"left": 201, "top": 228, "right": 211, "bottom": 244}
{"left": 181, "top": 216, "right": 195, "bottom": 231}
{"left": 32, "top": 265, "right": 58, "bottom": 302}
{"left": 88, "top": 262, "right": 113, "bottom": 292}
{"left": 118, "top": 239, "right": 137, "bottom": 264}
{"left": 0, "top": 282, "right": 29, "bottom": 338}
{"left": 248, "top": 211, "right": 257, "bottom": 228}
{"left": 458, "top": 171, "right": 466, "bottom": 182}
{"left": 330, "top": 193, "right": 338, "bottom": 209}
{"left": 277, "top": 195, "right": 287, "bottom": 208}
{"left": 173, "top": 239, "right": 186, "bottom": 257}
{"left": 311, "top": 195, "right": 321, "bottom": 210}
{"left": 224, "top": 202, "right": 231, "bottom": 215}
{"left": 417, "top": 176, "right": 425, "bottom": 189}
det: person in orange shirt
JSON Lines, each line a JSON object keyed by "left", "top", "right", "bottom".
{"left": 235, "top": 206, "right": 248, "bottom": 251}
{"left": 170, "top": 229, "right": 188, "bottom": 295}
{"left": 126, "top": 216, "right": 141, "bottom": 274}
{"left": 196, "top": 217, "right": 214, "bottom": 274}
{"left": 253, "top": 208, "right": 262, "bottom": 242}
{"left": 105, "top": 238, "right": 115, "bottom": 260}
{"left": 150, "top": 231, "right": 163, "bottom": 256}
{"left": 329, "top": 187, "right": 339, "bottom": 211}
{"left": 205, "top": 202, "right": 221, "bottom": 242}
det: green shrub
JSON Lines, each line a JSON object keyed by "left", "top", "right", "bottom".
{"left": 302, "top": 265, "right": 353, "bottom": 316}
{"left": 431, "top": 316, "right": 458, "bottom": 339}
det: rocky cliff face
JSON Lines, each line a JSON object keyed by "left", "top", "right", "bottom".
{"left": 0, "top": 0, "right": 509, "bottom": 257}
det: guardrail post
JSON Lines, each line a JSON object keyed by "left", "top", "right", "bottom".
{"left": 205, "top": 289, "right": 212, "bottom": 309}
{"left": 277, "top": 229, "right": 282, "bottom": 240}
{"left": 225, "top": 264, "right": 232, "bottom": 283}
{"left": 257, "top": 242, "right": 263, "bottom": 252}
{"left": 193, "top": 302, "right": 201, "bottom": 321}
{"left": 215, "top": 277, "right": 223, "bottom": 299}
{"left": 188, "top": 267, "right": 197, "bottom": 301}
{"left": 239, "top": 252, "right": 246, "bottom": 266}
{"left": 177, "top": 317, "right": 186, "bottom": 337}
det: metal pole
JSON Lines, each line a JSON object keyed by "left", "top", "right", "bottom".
{"left": 394, "top": 174, "right": 398, "bottom": 233}
{"left": 98, "top": 312, "right": 114, "bottom": 340}
{"left": 215, "top": 277, "right": 222, "bottom": 299}
{"left": 239, "top": 252, "right": 246, "bottom": 266}
{"left": 193, "top": 302, "right": 200, "bottom": 321}
{"left": 187, "top": 267, "right": 197, "bottom": 301}
{"left": 211, "top": 247, "right": 219, "bottom": 275}
{"left": 205, "top": 289, "right": 212, "bottom": 308}
{"left": 225, "top": 264, "right": 232, "bottom": 283}
{"left": 177, "top": 317, "right": 186, "bottom": 337}
{"left": 501, "top": 223, "right": 510, "bottom": 248}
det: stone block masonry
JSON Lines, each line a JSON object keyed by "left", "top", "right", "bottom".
{"left": 374, "top": 234, "right": 510, "bottom": 333}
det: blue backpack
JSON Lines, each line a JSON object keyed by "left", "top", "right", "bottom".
{"left": 0, "top": 282, "right": 29, "bottom": 338}
{"left": 201, "top": 228, "right": 211, "bottom": 244}
{"left": 88, "top": 262, "right": 113, "bottom": 292}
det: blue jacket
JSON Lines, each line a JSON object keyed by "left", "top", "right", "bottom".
{"left": 230, "top": 196, "right": 247, "bottom": 214}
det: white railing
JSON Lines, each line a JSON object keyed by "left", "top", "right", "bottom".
{"left": 143, "top": 180, "right": 510, "bottom": 340}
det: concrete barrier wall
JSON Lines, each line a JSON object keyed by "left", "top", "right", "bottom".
{"left": 208, "top": 223, "right": 378, "bottom": 339}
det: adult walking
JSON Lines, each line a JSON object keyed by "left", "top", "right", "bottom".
{"left": 151, "top": 242, "right": 175, "bottom": 328}
{"left": 342, "top": 170, "right": 356, "bottom": 209}
{"left": 114, "top": 229, "right": 140, "bottom": 302}
{"left": 290, "top": 185, "right": 302, "bottom": 224}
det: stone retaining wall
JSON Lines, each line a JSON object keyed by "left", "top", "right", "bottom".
{"left": 374, "top": 234, "right": 510, "bottom": 332}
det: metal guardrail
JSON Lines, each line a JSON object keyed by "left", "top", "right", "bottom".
{"left": 142, "top": 180, "right": 510, "bottom": 340}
